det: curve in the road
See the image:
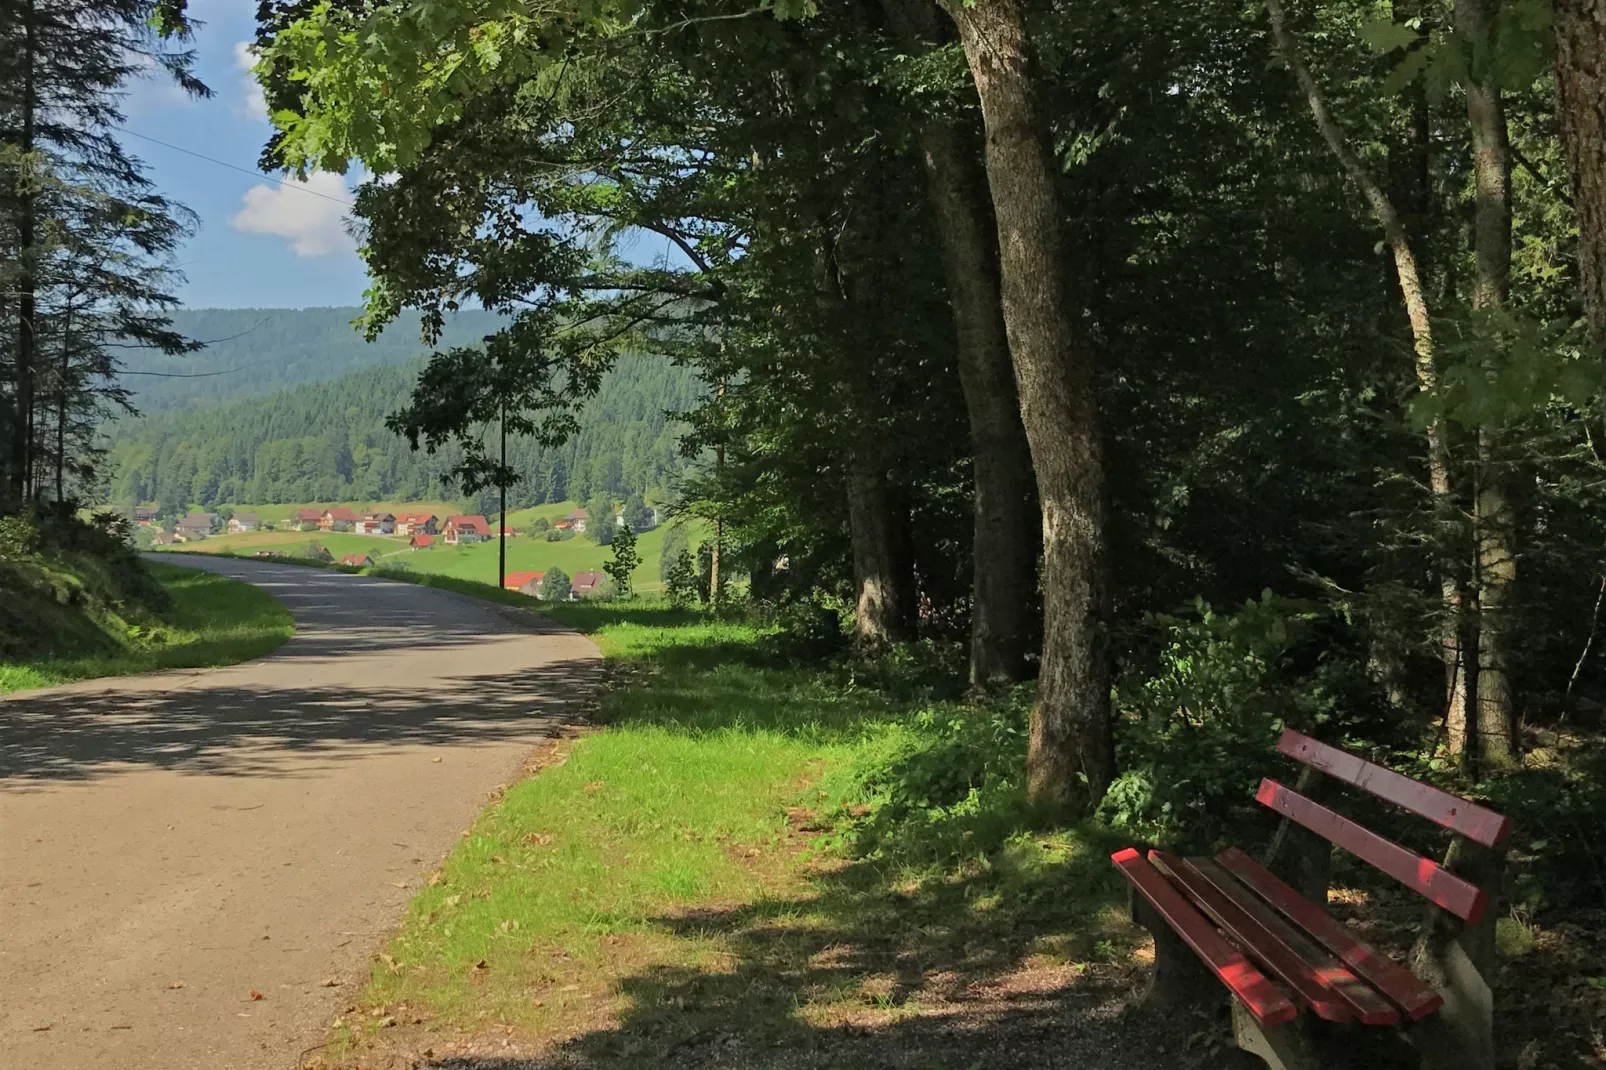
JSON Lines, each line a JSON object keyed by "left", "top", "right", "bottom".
{"left": 0, "top": 556, "right": 600, "bottom": 1069}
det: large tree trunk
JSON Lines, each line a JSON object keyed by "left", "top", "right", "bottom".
{"left": 943, "top": 0, "right": 1113, "bottom": 812}
{"left": 1264, "top": 0, "right": 1471, "bottom": 755}
{"left": 1460, "top": 0, "right": 1517, "bottom": 767}
{"left": 881, "top": 0, "right": 1038, "bottom": 686}
{"left": 1554, "top": 0, "right": 1606, "bottom": 340}
{"left": 847, "top": 456, "right": 916, "bottom": 648}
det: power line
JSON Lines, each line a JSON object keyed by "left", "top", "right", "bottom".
{"left": 112, "top": 125, "right": 355, "bottom": 207}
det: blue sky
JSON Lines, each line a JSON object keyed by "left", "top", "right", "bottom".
{"left": 122, "top": 0, "right": 371, "bottom": 310}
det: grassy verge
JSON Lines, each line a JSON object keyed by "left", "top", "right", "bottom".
{"left": 0, "top": 560, "right": 294, "bottom": 694}
{"left": 318, "top": 597, "right": 1140, "bottom": 1068}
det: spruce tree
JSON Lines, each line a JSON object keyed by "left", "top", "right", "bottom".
{"left": 0, "top": 0, "right": 204, "bottom": 507}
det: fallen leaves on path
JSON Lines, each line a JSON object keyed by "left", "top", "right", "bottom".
{"left": 248, "top": 990, "right": 264, "bottom": 1001}
{"left": 319, "top": 978, "right": 343, "bottom": 987}
{"left": 166, "top": 981, "right": 185, "bottom": 990}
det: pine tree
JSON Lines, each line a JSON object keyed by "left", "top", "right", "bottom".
{"left": 0, "top": 0, "right": 204, "bottom": 507}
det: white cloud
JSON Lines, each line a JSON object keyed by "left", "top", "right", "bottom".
{"left": 233, "top": 40, "right": 268, "bottom": 120}
{"left": 230, "top": 172, "right": 357, "bottom": 257}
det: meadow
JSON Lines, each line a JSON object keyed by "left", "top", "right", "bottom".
{"left": 158, "top": 500, "right": 692, "bottom": 594}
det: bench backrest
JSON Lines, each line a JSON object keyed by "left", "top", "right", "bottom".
{"left": 1257, "top": 729, "right": 1509, "bottom": 924}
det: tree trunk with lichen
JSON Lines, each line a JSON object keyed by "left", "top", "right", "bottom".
{"left": 944, "top": 0, "right": 1113, "bottom": 813}
{"left": 1460, "top": 0, "right": 1517, "bottom": 768}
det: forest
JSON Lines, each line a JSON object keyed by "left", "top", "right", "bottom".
{"left": 123, "top": 306, "right": 505, "bottom": 411}
{"left": 103, "top": 341, "right": 703, "bottom": 512}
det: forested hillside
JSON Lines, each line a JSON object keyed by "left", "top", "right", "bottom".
{"left": 105, "top": 353, "right": 703, "bottom": 511}
{"left": 123, "top": 307, "right": 503, "bottom": 412}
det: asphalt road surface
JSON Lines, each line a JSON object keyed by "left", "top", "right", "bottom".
{"left": 1, "top": 557, "right": 600, "bottom": 1069}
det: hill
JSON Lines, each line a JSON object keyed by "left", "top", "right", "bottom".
{"left": 121, "top": 307, "right": 504, "bottom": 412}
{"left": 104, "top": 351, "right": 706, "bottom": 513}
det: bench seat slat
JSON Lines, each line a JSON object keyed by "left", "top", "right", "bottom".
{"left": 1216, "top": 847, "right": 1445, "bottom": 1020}
{"left": 1256, "top": 779, "right": 1489, "bottom": 923}
{"left": 1111, "top": 848, "right": 1297, "bottom": 1027}
{"left": 1149, "top": 850, "right": 1368, "bottom": 1023}
{"left": 1275, "top": 729, "right": 1510, "bottom": 849}
{"left": 1178, "top": 854, "right": 1401, "bottom": 1025}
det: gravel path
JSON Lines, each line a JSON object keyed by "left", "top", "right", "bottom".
{"left": 0, "top": 557, "right": 600, "bottom": 1070}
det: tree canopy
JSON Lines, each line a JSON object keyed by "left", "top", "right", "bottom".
{"left": 249, "top": 0, "right": 1605, "bottom": 815}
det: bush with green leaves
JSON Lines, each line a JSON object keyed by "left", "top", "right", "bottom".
{"left": 1097, "top": 592, "right": 1347, "bottom": 853}
{"left": 831, "top": 691, "right": 1032, "bottom": 868}
{"left": 664, "top": 547, "right": 698, "bottom": 606}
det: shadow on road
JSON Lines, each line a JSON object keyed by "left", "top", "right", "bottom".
{"left": 0, "top": 657, "right": 599, "bottom": 784}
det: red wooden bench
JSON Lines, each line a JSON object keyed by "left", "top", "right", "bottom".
{"left": 1111, "top": 728, "right": 1509, "bottom": 1070}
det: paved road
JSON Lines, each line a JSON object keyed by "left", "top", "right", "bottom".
{"left": 0, "top": 557, "right": 600, "bottom": 1069}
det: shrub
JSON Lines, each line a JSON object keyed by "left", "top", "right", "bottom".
{"left": 664, "top": 547, "right": 698, "bottom": 606}
{"left": 830, "top": 692, "right": 1033, "bottom": 868}
{"left": 1097, "top": 592, "right": 1341, "bottom": 853}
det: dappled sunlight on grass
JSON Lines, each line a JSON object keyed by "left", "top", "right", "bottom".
{"left": 328, "top": 602, "right": 1149, "bottom": 1068}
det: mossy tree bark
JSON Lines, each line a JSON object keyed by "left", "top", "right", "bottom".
{"left": 944, "top": 0, "right": 1113, "bottom": 811}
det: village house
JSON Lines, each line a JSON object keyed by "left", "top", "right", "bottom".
{"left": 570, "top": 570, "right": 604, "bottom": 598}
{"left": 503, "top": 570, "right": 545, "bottom": 597}
{"left": 295, "top": 508, "right": 323, "bottom": 531}
{"left": 175, "top": 512, "right": 216, "bottom": 540}
{"left": 443, "top": 515, "right": 491, "bottom": 545}
{"left": 356, "top": 512, "right": 395, "bottom": 535}
{"left": 151, "top": 530, "right": 178, "bottom": 546}
{"left": 319, "top": 507, "right": 358, "bottom": 532}
{"left": 409, "top": 533, "right": 435, "bottom": 550}
{"left": 227, "top": 513, "right": 261, "bottom": 534}
{"left": 133, "top": 508, "right": 157, "bottom": 527}
{"left": 565, "top": 507, "right": 589, "bottom": 533}
{"left": 396, "top": 513, "right": 439, "bottom": 536}
{"left": 338, "top": 553, "right": 374, "bottom": 568}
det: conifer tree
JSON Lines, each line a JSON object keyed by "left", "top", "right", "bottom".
{"left": 0, "top": 0, "right": 204, "bottom": 507}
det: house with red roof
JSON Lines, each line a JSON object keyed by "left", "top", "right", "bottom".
{"left": 295, "top": 508, "right": 323, "bottom": 530}
{"left": 409, "top": 533, "right": 435, "bottom": 550}
{"left": 570, "top": 570, "right": 605, "bottom": 598}
{"left": 338, "top": 553, "right": 374, "bottom": 568}
{"left": 396, "top": 513, "right": 439, "bottom": 536}
{"left": 443, "top": 515, "right": 491, "bottom": 545}
{"left": 319, "top": 507, "right": 358, "bottom": 532}
{"left": 503, "top": 570, "right": 545, "bottom": 597}
{"left": 565, "top": 507, "right": 590, "bottom": 533}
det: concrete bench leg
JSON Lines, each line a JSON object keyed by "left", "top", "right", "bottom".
{"left": 1410, "top": 837, "right": 1500, "bottom": 1070}
{"left": 1230, "top": 1002, "right": 1321, "bottom": 1070}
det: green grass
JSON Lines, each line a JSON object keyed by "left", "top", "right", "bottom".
{"left": 0, "top": 560, "right": 294, "bottom": 694}
{"left": 326, "top": 592, "right": 1135, "bottom": 1066}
